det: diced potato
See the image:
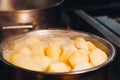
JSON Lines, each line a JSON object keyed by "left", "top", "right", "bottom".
{"left": 59, "top": 43, "right": 77, "bottom": 62}
{"left": 11, "top": 52, "right": 30, "bottom": 65}
{"left": 68, "top": 51, "right": 89, "bottom": 67}
{"left": 12, "top": 39, "right": 26, "bottom": 51}
{"left": 61, "top": 43, "right": 77, "bottom": 54}
{"left": 76, "top": 49, "right": 89, "bottom": 55}
{"left": 72, "top": 62, "right": 93, "bottom": 71}
{"left": 11, "top": 52, "right": 41, "bottom": 71}
{"left": 33, "top": 56, "right": 52, "bottom": 71}
{"left": 87, "top": 41, "right": 96, "bottom": 51}
{"left": 46, "top": 43, "right": 61, "bottom": 61}
{"left": 74, "top": 37, "right": 88, "bottom": 51}
{"left": 47, "top": 62, "right": 70, "bottom": 72}
{"left": 8, "top": 47, "right": 32, "bottom": 62}
{"left": 29, "top": 42, "right": 44, "bottom": 57}
{"left": 17, "top": 47, "right": 32, "bottom": 55}
{"left": 21, "top": 61, "right": 44, "bottom": 71}
{"left": 50, "top": 37, "right": 73, "bottom": 47}
{"left": 25, "top": 36, "right": 40, "bottom": 46}
{"left": 89, "top": 48, "right": 108, "bottom": 66}
{"left": 41, "top": 40, "right": 49, "bottom": 49}
{"left": 59, "top": 50, "right": 73, "bottom": 62}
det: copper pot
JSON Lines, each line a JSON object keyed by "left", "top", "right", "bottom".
{"left": 0, "top": 29, "right": 116, "bottom": 80}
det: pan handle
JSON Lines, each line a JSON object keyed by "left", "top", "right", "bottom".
{"left": 1, "top": 25, "right": 33, "bottom": 30}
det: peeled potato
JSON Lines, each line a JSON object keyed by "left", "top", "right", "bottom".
{"left": 50, "top": 37, "right": 73, "bottom": 47}
{"left": 41, "top": 40, "right": 49, "bottom": 49}
{"left": 47, "top": 62, "right": 70, "bottom": 72}
{"left": 12, "top": 39, "right": 25, "bottom": 51}
{"left": 17, "top": 47, "right": 32, "bottom": 55}
{"left": 26, "top": 36, "right": 40, "bottom": 46}
{"left": 46, "top": 43, "right": 61, "bottom": 61}
{"left": 11, "top": 53, "right": 43, "bottom": 71}
{"left": 87, "top": 41, "right": 96, "bottom": 51}
{"left": 59, "top": 43, "right": 77, "bottom": 63}
{"left": 9, "top": 47, "right": 32, "bottom": 62}
{"left": 72, "top": 62, "right": 93, "bottom": 71}
{"left": 11, "top": 53, "right": 29, "bottom": 65}
{"left": 59, "top": 50, "right": 73, "bottom": 62}
{"left": 74, "top": 37, "right": 88, "bottom": 51}
{"left": 68, "top": 51, "right": 89, "bottom": 67}
{"left": 33, "top": 56, "right": 52, "bottom": 71}
{"left": 29, "top": 42, "right": 44, "bottom": 57}
{"left": 89, "top": 48, "right": 108, "bottom": 66}
{"left": 61, "top": 43, "right": 77, "bottom": 54}
{"left": 76, "top": 49, "right": 89, "bottom": 55}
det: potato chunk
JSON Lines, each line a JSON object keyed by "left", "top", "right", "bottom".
{"left": 8, "top": 47, "right": 32, "bottom": 61}
{"left": 29, "top": 42, "right": 44, "bottom": 57}
{"left": 59, "top": 43, "right": 77, "bottom": 62}
{"left": 47, "top": 62, "right": 70, "bottom": 72}
{"left": 26, "top": 36, "right": 40, "bottom": 46}
{"left": 46, "top": 43, "right": 61, "bottom": 61}
{"left": 72, "top": 62, "right": 93, "bottom": 71}
{"left": 74, "top": 37, "right": 88, "bottom": 49}
{"left": 12, "top": 39, "right": 26, "bottom": 51}
{"left": 89, "top": 48, "right": 108, "bottom": 66}
{"left": 34, "top": 56, "right": 52, "bottom": 71}
{"left": 61, "top": 43, "right": 77, "bottom": 54}
{"left": 68, "top": 51, "right": 89, "bottom": 67}
{"left": 11, "top": 52, "right": 43, "bottom": 71}
{"left": 76, "top": 49, "right": 90, "bottom": 55}
{"left": 50, "top": 37, "right": 73, "bottom": 47}
{"left": 18, "top": 47, "right": 32, "bottom": 55}
{"left": 87, "top": 41, "right": 96, "bottom": 51}
{"left": 59, "top": 50, "right": 73, "bottom": 62}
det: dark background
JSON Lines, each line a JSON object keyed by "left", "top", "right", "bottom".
{"left": 62, "top": 0, "right": 120, "bottom": 10}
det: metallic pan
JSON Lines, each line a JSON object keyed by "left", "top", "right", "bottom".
{"left": 0, "top": 0, "right": 64, "bottom": 29}
{"left": 0, "top": 29, "right": 116, "bottom": 80}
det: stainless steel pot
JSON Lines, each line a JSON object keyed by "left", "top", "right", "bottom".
{"left": 0, "top": 0, "right": 64, "bottom": 39}
{"left": 0, "top": 0, "right": 64, "bottom": 26}
{"left": 0, "top": 29, "right": 116, "bottom": 80}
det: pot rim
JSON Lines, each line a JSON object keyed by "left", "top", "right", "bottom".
{"left": 0, "top": 29, "right": 116, "bottom": 75}
{"left": 0, "top": 0, "right": 64, "bottom": 13}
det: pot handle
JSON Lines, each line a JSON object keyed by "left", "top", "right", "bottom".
{"left": 1, "top": 25, "right": 33, "bottom": 30}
